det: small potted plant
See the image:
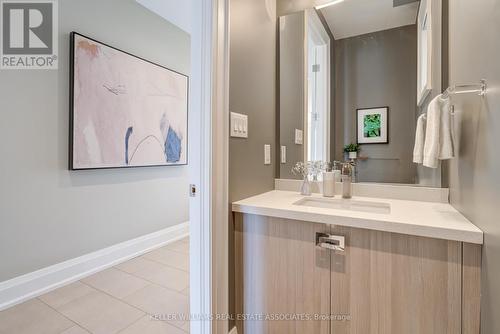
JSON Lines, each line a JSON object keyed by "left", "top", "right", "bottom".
{"left": 344, "top": 143, "right": 360, "bottom": 160}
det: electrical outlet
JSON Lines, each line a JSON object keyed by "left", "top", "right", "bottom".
{"left": 230, "top": 112, "right": 248, "bottom": 138}
{"left": 264, "top": 144, "right": 271, "bottom": 165}
{"left": 295, "top": 129, "right": 303, "bottom": 145}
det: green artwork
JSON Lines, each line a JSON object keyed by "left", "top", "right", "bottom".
{"left": 364, "top": 114, "right": 381, "bottom": 138}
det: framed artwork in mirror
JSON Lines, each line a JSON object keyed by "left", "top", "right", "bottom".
{"left": 69, "top": 32, "right": 189, "bottom": 170}
{"left": 357, "top": 107, "right": 389, "bottom": 144}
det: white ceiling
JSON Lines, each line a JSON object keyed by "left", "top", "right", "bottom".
{"left": 319, "top": 0, "right": 419, "bottom": 40}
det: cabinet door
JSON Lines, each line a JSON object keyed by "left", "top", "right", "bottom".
{"left": 235, "top": 213, "right": 331, "bottom": 334}
{"left": 330, "top": 226, "right": 462, "bottom": 334}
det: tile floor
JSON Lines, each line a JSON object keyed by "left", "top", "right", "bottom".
{"left": 0, "top": 237, "right": 190, "bottom": 334}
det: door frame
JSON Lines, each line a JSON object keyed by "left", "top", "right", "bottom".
{"left": 304, "top": 8, "right": 331, "bottom": 163}
{"left": 189, "top": 0, "right": 230, "bottom": 333}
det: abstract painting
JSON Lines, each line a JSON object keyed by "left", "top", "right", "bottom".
{"left": 356, "top": 107, "right": 388, "bottom": 144}
{"left": 69, "top": 32, "right": 188, "bottom": 170}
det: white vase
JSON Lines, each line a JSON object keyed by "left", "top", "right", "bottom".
{"left": 348, "top": 151, "right": 357, "bottom": 159}
{"left": 300, "top": 176, "right": 311, "bottom": 196}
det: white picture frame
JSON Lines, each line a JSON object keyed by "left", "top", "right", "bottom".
{"left": 417, "top": 0, "right": 433, "bottom": 106}
{"left": 357, "top": 107, "right": 389, "bottom": 144}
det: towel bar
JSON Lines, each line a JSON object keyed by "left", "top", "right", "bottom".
{"left": 420, "top": 80, "right": 486, "bottom": 120}
{"left": 442, "top": 79, "right": 487, "bottom": 99}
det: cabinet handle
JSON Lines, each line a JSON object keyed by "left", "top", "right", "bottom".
{"left": 316, "top": 232, "right": 345, "bottom": 252}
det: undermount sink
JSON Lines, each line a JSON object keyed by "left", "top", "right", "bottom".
{"left": 293, "top": 197, "right": 391, "bottom": 214}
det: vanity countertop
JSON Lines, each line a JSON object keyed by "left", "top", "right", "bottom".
{"left": 232, "top": 190, "right": 483, "bottom": 244}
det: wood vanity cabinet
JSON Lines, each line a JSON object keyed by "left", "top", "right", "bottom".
{"left": 234, "top": 213, "right": 481, "bottom": 334}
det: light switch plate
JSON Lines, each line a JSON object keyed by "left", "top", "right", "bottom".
{"left": 264, "top": 144, "right": 271, "bottom": 165}
{"left": 281, "top": 146, "right": 286, "bottom": 164}
{"left": 230, "top": 112, "right": 248, "bottom": 138}
{"left": 295, "top": 129, "right": 303, "bottom": 145}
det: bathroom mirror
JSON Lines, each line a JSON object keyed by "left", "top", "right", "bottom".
{"left": 277, "top": 0, "right": 444, "bottom": 187}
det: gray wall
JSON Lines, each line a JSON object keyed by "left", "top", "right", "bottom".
{"left": 228, "top": 0, "right": 277, "bottom": 328}
{"left": 0, "top": 0, "right": 190, "bottom": 281}
{"left": 447, "top": 0, "right": 500, "bottom": 332}
{"left": 334, "top": 25, "right": 418, "bottom": 184}
{"left": 229, "top": 0, "right": 276, "bottom": 202}
{"left": 279, "top": 12, "right": 305, "bottom": 179}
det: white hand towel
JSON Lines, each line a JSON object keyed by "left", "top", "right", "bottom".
{"left": 413, "top": 114, "right": 426, "bottom": 163}
{"left": 423, "top": 95, "right": 454, "bottom": 168}
{"left": 438, "top": 99, "right": 455, "bottom": 160}
{"left": 423, "top": 96, "right": 442, "bottom": 168}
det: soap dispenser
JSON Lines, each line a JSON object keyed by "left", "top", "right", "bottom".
{"left": 341, "top": 162, "right": 353, "bottom": 199}
{"left": 322, "top": 162, "right": 335, "bottom": 197}
{"left": 332, "top": 161, "right": 341, "bottom": 183}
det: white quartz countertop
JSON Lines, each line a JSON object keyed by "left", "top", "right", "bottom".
{"left": 232, "top": 190, "right": 483, "bottom": 244}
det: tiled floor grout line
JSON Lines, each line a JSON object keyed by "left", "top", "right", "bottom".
{"left": 114, "top": 314, "right": 189, "bottom": 334}
{"left": 140, "top": 255, "right": 189, "bottom": 274}
{"left": 111, "top": 265, "right": 189, "bottom": 296}
{"left": 77, "top": 280, "right": 148, "bottom": 315}
{"left": 103, "top": 268, "right": 191, "bottom": 330}
{"left": 78, "top": 274, "right": 190, "bottom": 333}
{"left": 129, "top": 275, "right": 188, "bottom": 297}
{"left": 114, "top": 314, "right": 147, "bottom": 334}
{"left": 36, "top": 296, "right": 93, "bottom": 334}
{"left": 163, "top": 241, "right": 190, "bottom": 255}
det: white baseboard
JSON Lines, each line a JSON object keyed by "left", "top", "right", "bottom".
{"left": 229, "top": 326, "right": 238, "bottom": 334}
{"left": 0, "top": 221, "right": 189, "bottom": 311}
